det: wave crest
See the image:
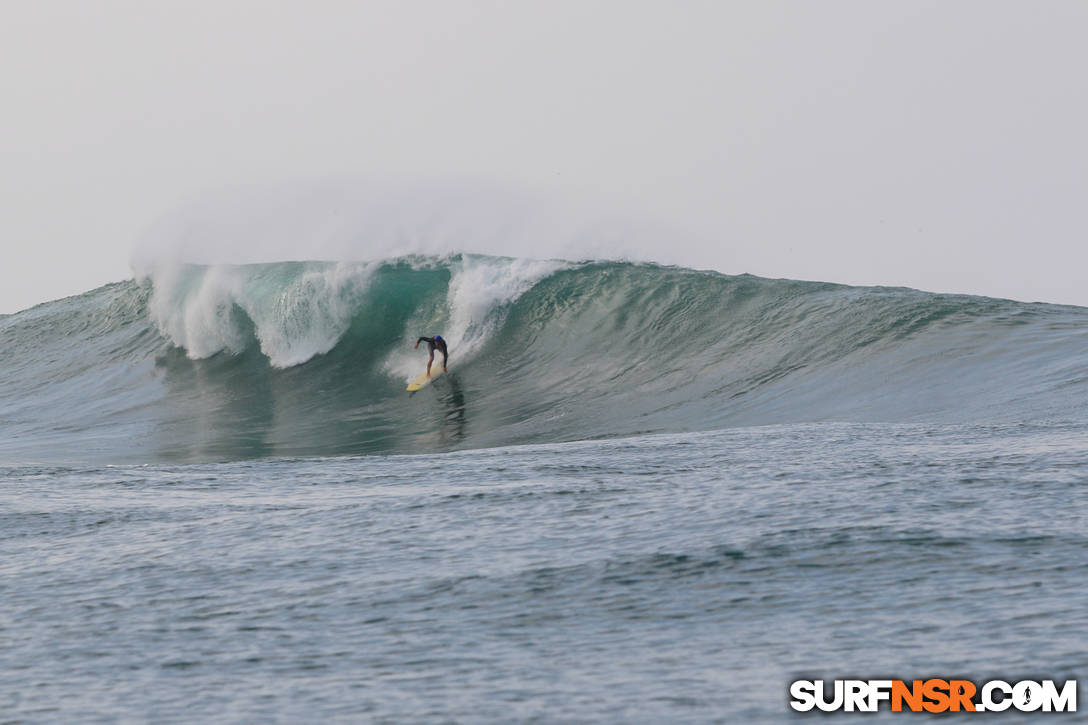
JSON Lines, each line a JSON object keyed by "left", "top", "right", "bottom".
{"left": 144, "top": 261, "right": 374, "bottom": 367}
{"left": 2, "top": 255, "right": 1086, "bottom": 463}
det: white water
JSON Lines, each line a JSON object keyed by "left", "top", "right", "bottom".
{"left": 144, "top": 261, "right": 375, "bottom": 368}
{"left": 384, "top": 255, "right": 566, "bottom": 380}
{"left": 142, "top": 254, "right": 563, "bottom": 374}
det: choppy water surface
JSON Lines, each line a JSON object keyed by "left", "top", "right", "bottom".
{"left": 3, "top": 422, "right": 1085, "bottom": 723}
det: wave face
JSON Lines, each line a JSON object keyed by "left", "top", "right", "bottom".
{"left": 2, "top": 255, "right": 1086, "bottom": 463}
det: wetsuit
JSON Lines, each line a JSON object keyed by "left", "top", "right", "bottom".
{"left": 417, "top": 336, "right": 448, "bottom": 371}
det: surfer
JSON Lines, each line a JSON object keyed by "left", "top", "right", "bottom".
{"left": 414, "top": 335, "right": 448, "bottom": 376}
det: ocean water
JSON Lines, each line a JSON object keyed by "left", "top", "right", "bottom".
{"left": 2, "top": 256, "right": 1086, "bottom": 722}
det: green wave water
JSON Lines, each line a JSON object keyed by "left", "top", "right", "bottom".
{"left": 1, "top": 254, "right": 1085, "bottom": 463}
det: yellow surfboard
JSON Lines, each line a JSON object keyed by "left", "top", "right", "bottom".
{"left": 406, "top": 367, "right": 444, "bottom": 392}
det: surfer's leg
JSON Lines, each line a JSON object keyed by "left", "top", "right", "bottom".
{"left": 427, "top": 351, "right": 434, "bottom": 376}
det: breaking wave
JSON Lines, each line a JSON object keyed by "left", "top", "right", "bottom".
{"left": 1, "top": 255, "right": 1085, "bottom": 463}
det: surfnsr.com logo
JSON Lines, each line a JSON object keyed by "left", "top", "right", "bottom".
{"left": 789, "top": 679, "right": 1077, "bottom": 713}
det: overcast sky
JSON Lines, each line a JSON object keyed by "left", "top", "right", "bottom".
{"left": 3, "top": 0, "right": 1086, "bottom": 313}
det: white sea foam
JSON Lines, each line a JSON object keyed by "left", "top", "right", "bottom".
{"left": 131, "top": 179, "right": 659, "bottom": 372}
{"left": 384, "top": 255, "right": 565, "bottom": 380}
{"left": 144, "top": 261, "right": 375, "bottom": 367}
